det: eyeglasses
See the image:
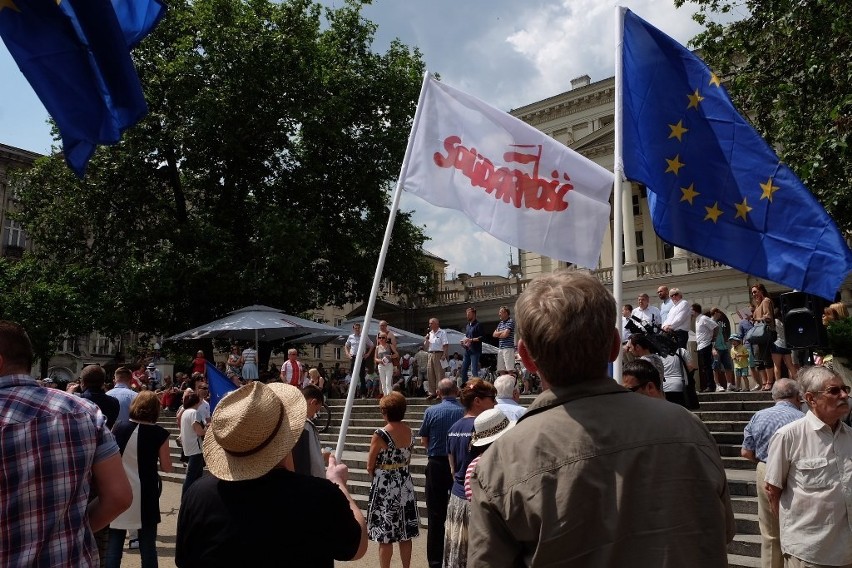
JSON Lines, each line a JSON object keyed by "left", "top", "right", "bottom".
{"left": 815, "top": 385, "right": 851, "bottom": 396}
{"left": 378, "top": 336, "right": 387, "bottom": 339}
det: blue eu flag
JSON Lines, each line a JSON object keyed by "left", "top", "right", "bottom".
{"left": 621, "top": 9, "right": 852, "bottom": 300}
{"left": 205, "top": 362, "right": 239, "bottom": 415}
{"left": 0, "top": 0, "right": 164, "bottom": 177}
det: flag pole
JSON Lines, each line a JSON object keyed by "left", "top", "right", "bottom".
{"left": 612, "top": 6, "right": 627, "bottom": 384}
{"left": 334, "top": 70, "right": 431, "bottom": 461}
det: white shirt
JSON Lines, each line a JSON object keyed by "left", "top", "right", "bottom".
{"left": 496, "top": 399, "right": 527, "bottom": 421}
{"left": 662, "top": 349, "right": 691, "bottom": 393}
{"left": 631, "top": 305, "right": 661, "bottom": 329}
{"left": 621, "top": 316, "right": 632, "bottom": 341}
{"left": 764, "top": 412, "right": 852, "bottom": 566}
{"left": 663, "top": 299, "right": 691, "bottom": 331}
{"left": 345, "top": 333, "right": 373, "bottom": 358}
{"left": 426, "top": 328, "right": 448, "bottom": 352}
{"left": 659, "top": 298, "right": 673, "bottom": 323}
{"left": 694, "top": 314, "right": 718, "bottom": 350}
{"left": 180, "top": 408, "right": 204, "bottom": 456}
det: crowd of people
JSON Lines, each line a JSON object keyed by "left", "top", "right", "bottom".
{"left": 2, "top": 272, "right": 850, "bottom": 567}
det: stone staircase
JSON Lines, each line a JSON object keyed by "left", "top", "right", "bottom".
{"left": 157, "top": 390, "right": 774, "bottom": 568}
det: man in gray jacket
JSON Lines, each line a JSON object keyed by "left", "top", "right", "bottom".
{"left": 469, "top": 271, "right": 735, "bottom": 567}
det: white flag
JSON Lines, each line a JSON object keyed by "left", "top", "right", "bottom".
{"left": 401, "top": 76, "right": 613, "bottom": 268}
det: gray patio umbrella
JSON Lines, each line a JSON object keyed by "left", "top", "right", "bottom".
{"left": 294, "top": 317, "right": 424, "bottom": 350}
{"left": 165, "top": 305, "right": 342, "bottom": 352}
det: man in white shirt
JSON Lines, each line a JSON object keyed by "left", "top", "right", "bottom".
{"left": 631, "top": 294, "right": 661, "bottom": 332}
{"left": 423, "top": 318, "right": 448, "bottom": 400}
{"left": 280, "top": 348, "right": 302, "bottom": 387}
{"left": 493, "top": 374, "right": 526, "bottom": 421}
{"left": 764, "top": 366, "right": 852, "bottom": 568}
{"left": 692, "top": 304, "right": 721, "bottom": 392}
{"left": 662, "top": 288, "right": 691, "bottom": 348}
{"left": 344, "top": 323, "right": 374, "bottom": 398}
{"left": 657, "top": 286, "right": 673, "bottom": 323}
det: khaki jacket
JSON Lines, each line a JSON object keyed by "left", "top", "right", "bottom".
{"left": 469, "top": 376, "right": 735, "bottom": 567}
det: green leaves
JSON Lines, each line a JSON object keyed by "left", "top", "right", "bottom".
{"left": 11, "top": 0, "right": 432, "bottom": 347}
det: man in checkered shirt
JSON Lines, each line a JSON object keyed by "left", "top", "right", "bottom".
{"left": 0, "top": 321, "right": 131, "bottom": 566}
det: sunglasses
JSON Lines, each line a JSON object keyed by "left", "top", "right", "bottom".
{"left": 378, "top": 336, "right": 387, "bottom": 339}
{"left": 816, "top": 385, "right": 851, "bottom": 396}
{"left": 627, "top": 384, "right": 644, "bottom": 392}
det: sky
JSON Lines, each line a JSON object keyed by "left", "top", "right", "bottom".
{"left": 0, "top": 0, "right": 740, "bottom": 279}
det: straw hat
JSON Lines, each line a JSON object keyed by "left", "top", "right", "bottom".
{"left": 203, "top": 381, "right": 307, "bottom": 481}
{"left": 471, "top": 408, "right": 516, "bottom": 448}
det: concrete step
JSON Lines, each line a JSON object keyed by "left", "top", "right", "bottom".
{"left": 727, "top": 534, "right": 761, "bottom": 558}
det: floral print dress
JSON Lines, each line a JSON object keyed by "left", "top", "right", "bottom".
{"left": 367, "top": 428, "right": 420, "bottom": 543}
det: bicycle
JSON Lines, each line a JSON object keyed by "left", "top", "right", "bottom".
{"left": 314, "top": 400, "right": 332, "bottom": 433}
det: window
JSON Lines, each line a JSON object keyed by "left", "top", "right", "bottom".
{"left": 334, "top": 347, "right": 342, "bottom": 360}
{"left": 313, "top": 346, "right": 322, "bottom": 359}
{"left": 635, "top": 230, "right": 645, "bottom": 263}
{"left": 632, "top": 193, "right": 641, "bottom": 216}
{"left": 92, "top": 333, "right": 113, "bottom": 355}
{"left": 3, "top": 218, "right": 27, "bottom": 248}
{"left": 663, "top": 241, "right": 675, "bottom": 259}
{"left": 334, "top": 318, "right": 343, "bottom": 327}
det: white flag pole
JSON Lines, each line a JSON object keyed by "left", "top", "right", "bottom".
{"left": 612, "top": 6, "right": 627, "bottom": 384}
{"left": 335, "top": 71, "right": 431, "bottom": 461}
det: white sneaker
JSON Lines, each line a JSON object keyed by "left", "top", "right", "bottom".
{"left": 715, "top": 386, "right": 726, "bottom": 392}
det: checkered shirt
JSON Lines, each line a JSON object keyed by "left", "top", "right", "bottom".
{"left": 0, "top": 374, "right": 119, "bottom": 567}
{"left": 742, "top": 401, "right": 804, "bottom": 462}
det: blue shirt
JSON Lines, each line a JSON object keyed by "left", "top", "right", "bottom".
{"left": 496, "top": 318, "right": 515, "bottom": 349}
{"left": 742, "top": 401, "right": 804, "bottom": 462}
{"left": 465, "top": 320, "right": 484, "bottom": 354}
{"left": 418, "top": 397, "right": 463, "bottom": 457}
{"left": 105, "top": 383, "right": 137, "bottom": 424}
{"left": 447, "top": 416, "right": 475, "bottom": 498}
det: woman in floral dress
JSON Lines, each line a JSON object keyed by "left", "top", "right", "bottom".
{"left": 366, "top": 392, "right": 419, "bottom": 568}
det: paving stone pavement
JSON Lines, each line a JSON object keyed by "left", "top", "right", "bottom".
{"left": 116, "top": 478, "right": 428, "bottom": 568}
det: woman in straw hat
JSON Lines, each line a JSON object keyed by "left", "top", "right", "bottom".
{"left": 366, "top": 392, "right": 419, "bottom": 568}
{"left": 463, "top": 408, "right": 516, "bottom": 501}
{"left": 443, "top": 378, "right": 497, "bottom": 568}
{"left": 175, "top": 382, "right": 368, "bottom": 567}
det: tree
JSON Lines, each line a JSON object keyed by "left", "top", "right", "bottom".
{"left": 676, "top": 0, "right": 852, "bottom": 234}
{"left": 13, "top": 0, "right": 435, "bottom": 341}
{"left": 0, "top": 257, "right": 101, "bottom": 378}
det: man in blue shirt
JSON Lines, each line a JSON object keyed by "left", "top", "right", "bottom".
{"left": 460, "top": 307, "right": 483, "bottom": 387}
{"left": 106, "top": 367, "right": 137, "bottom": 424}
{"left": 741, "top": 378, "right": 804, "bottom": 568}
{"left": 493, "top": 306, "right": 516, "bottom": 374}
{"left": 418, "top": 378, "right": 463, "bottom": 568}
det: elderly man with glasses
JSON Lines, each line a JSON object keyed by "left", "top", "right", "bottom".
{"left": 764, "top": 366, "right": 852, "bottom": 568}
{"left": 661, "top": 288, "right": 691, "bottom": 348}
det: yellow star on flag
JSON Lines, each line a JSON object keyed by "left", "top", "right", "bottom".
{"left": 668, "top": 120, "right": 688, "bottom": 142}
{"left": 734, "top": 197, "right": 753, "bottom": 221}
{"left": 709, "top": 73, "right": 721, "bottom": 87}
{"left": 704, "top": 202, "right": 723, "bottom": 223}
{"left": 0, "top": 0, "right": 21, "bottom": 12}
{"left": 687, "top": 89, "right": 704, "bottom": 109}
{"left": 680, "top": 183, "right": 700, "bottom": 204}
{"left": 665, "top": 155, "right": 685, "bottom": 175}
{"left": 760, "top": 177, "right": 780, "bottom": 202}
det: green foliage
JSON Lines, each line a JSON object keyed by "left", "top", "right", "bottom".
{"left": 12, "top": 0, "right": 434, "bottom": 344}
{"left": 827, "top": 317, "right": 852, "bottom": 360}
{"left": 676, "top": 0, "right": 852, "bottom": 234}
{"left": 0, "top": 257, "right": 101, "bottom": 376}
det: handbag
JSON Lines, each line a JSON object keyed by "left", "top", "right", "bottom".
{"left": 745, "top": 322, "right": 776, "bottom": 345}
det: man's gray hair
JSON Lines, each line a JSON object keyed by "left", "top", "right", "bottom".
{"left": 494, "top": 375, "right": 517, "bottom": 398}
{"left": 437, "top": 378, "right": 456, "bottom": 396}
{"left": 797, "top": 366, "right": 838, "bottom": 394}
{"left": 771, "top": 378, "right": 800, "bottom": 401}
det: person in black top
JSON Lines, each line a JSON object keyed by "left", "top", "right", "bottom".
{"left": 79, "top": 364, "right": 120, "bottom": 429}
{"left": 460, "top": 307, "right": 484, "bottom": 386}
{"left": 176, "top": 382, "right": 367, "bottom": 568}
